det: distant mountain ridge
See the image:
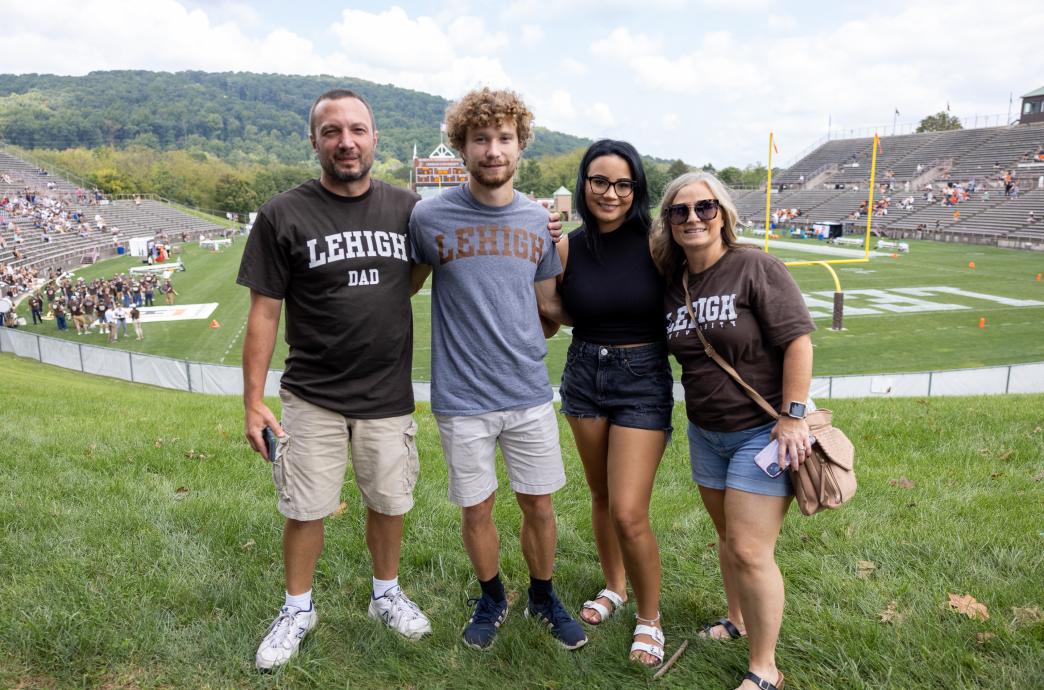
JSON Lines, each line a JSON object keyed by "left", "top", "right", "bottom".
{"left": 0, "top": 70, "right": 592, "bottom": 164}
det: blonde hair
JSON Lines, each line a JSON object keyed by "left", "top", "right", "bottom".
{"left": 650, "top": 171, "right": 742, "bottom": 278}
{"left": 445, "top": 88, "right": 533, "bottom": 153}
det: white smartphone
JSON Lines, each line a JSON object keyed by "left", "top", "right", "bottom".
{"left": 754, "top": 436, "right": 816, "bottom": 478}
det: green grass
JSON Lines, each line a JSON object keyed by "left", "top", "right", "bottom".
{"left": 1, "top": 354, "right": 1042, "bottom": 689}
{"left": 15, "top": 236, "right": 1044, "bottom": 379}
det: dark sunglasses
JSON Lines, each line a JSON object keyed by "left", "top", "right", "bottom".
{"left": 667, "top": 199, "right": 720, "bottom": 224}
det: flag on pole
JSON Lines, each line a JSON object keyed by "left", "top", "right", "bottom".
{"left": 946, "top": 101, "right": 951, "bottom": 112}
{"left": 772, "top": 140, "right": 779, "bottom": 155}
{"left": 895, "top": 108, "right": 900, "bottom": 116}
{"left": 875, "top": 132, "right": 883, "bottom": 155}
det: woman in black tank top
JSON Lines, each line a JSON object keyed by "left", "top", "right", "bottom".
{"left": 540, "top": 140, "right": 673, "bottom": 667}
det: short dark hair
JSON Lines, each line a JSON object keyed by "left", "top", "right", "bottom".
{"left": 308, "top": 89, "right": 376, "bottom": 139}
{"left": 574, "top": 139, "right": 653, "bottom": 260}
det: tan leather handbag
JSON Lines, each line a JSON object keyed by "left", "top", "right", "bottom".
{"left": 682, "top": 273, "right": 856, "bottom": 515}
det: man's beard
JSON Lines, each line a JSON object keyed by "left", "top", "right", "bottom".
{"left": 319, "top": 151, "right": 373, "bottom": 183}
{"left": 467, "top": 157, "right": 518, "bottom": 190}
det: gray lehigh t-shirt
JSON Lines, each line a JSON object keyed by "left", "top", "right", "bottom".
{"left": 409, "top": 185, "right": 562, "bottom": 416}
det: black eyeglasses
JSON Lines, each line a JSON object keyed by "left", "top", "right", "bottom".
{"left": 667, "top": 199, "right": 720, "bottom": 224}
{"left": 587, "top": 175, "right": 635, "bottom": 198}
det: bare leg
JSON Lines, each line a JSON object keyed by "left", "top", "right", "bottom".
{"left": 724, "top": 490, "right": 790, "bottom": 689}
{"left": 365, "top": 508, "right": 403, "bottom": 581}
{"left": 567, "top": 416, "right": 627, "bottom": 623}
{"left": 284, "top": 518, "right": 324, "bottom": 596}
{"left": 515, "top": 492, "right": 556, "bottom": 579}
{"left": 606, "top": 425, "right": 666, "bottom": 663}
{"left": 698, "top": 486, "right": 746, "bottom": 638}
{"left": 461, "top": 493, "right": 500, "bottom": 581}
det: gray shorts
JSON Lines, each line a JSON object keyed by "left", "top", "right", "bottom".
{"left": 435, "top": 402, "right": 565, "bottom": 507}
{"left": 274, "top": 388, "right": 420, "bottom": 520}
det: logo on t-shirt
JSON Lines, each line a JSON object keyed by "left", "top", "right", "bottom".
{"left": 666, "top": 293, "right": 738, "bottom": 336}
{"left": 435, "top": 225, "right": 545, "bottom": 265}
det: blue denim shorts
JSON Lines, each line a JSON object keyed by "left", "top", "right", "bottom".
{"left": 559, "top": 339, "right": 674, "bottom": 432}
{"left": 687, "top": 420, "right": 794, "bottom": 497}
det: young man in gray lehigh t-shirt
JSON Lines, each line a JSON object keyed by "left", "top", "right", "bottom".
{"left": 409, "top": 88, "right": 586, "bottom": 652}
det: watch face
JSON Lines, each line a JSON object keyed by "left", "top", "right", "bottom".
{"left": 788, "top": 402, "right": 807, "bottom": 418}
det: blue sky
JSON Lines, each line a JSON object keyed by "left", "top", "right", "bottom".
{"left": 5, "top": 0, "right": 1042, "bottom": 167}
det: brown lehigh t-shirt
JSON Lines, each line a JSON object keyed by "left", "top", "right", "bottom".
{"left": 664, "top": 247, "right": 815, "bottom": 432}
{"left": 236, "top": 179, "right": 419, "bottom": 418}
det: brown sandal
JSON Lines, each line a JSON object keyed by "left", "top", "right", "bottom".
{"left": 743, "top": 671, "right": 784, "bottom": 690}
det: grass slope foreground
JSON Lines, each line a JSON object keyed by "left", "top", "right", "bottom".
{"left": 1, "top": 355, "right": 1042, "bottom": 689}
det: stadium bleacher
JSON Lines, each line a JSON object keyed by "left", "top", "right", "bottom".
{"left": 1, "top": 151, "right": 225, "bottom": 280}
{"left": 754, "top": 123, "right": 1044, "bottom": 248}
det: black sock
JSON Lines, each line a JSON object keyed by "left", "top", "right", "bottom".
{"left": 479, "top": 573, "right": 506, "bottom": 603}
{"left": 529, "top": 576, "right": 553, "bottom": 605}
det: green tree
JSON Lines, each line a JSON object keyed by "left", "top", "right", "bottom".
{"left": 916, "top": 112, "right": 962, "bottom": 133}
{"left": 214, "top": 173, "right": 257, "bottom": 213}
{"left": 666, "top": 159, "right": 689, "bottom": 179}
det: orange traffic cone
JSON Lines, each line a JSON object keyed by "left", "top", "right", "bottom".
{"left": 1036, "top": 273, "right": 1041, "bottom": 282}
{"left": 978, "top": 317, "right": 985, "bottom": 329}
{"left": 209, "top": 319, "right": 220, "bottom": 329}
{"left": 891, "top": 253, "right": 898, "bottom": 259}
{"left": 968, "top": 261, "right": 976, "bottom": 269}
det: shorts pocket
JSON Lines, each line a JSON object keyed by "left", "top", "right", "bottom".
{"left": 402, "top": 418, "right": 420, "bottom": 493}
{"left": 272, "top": 433, "right": 293, "bottom": 504}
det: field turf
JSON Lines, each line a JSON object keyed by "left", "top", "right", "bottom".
{"left": 15, "top": 231, "right": 1043, "bottom": 381}
{"left": 0, "top": 354, "right": 1041, "bottom": 689}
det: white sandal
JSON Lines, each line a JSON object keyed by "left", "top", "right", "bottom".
{"left": 630, "top": 612, "right": 665, "bottom": 667}
{"left": 580, "top": 588, "right": 625, "bottom": 625}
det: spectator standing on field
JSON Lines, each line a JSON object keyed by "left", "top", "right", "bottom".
{"left": 131, "top": 305, "right": 143, "bottom": 340}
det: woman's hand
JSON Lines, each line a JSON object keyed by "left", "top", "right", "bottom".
{"left": 771, "top": 415, "right": 812, "bottom": 471}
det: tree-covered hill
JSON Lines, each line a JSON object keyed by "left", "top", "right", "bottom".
{"left": 0, "top": 70, "right": 591, "bottom": 164}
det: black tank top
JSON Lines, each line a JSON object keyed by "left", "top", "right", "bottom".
{"left": 559, "top": 225, "right": 665, "bottom": 345}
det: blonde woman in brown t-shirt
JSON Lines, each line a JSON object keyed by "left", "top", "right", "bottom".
{"left": 651, "top": 172, "right": 815, "bottom": 690}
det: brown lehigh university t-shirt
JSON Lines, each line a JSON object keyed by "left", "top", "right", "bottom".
{"left": 664, "top": 247, "right": 815, "bottom": 432}
{"left": 237, "top": 179, "right": 419, "bottom": 418}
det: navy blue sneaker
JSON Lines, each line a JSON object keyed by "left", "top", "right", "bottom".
{"left": 462, "top": 593, "right": 508, "bottom": 650}
{"left": 525, "top": 590, "right": 588, "bottom": 650}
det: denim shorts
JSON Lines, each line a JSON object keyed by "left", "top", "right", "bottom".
{"left": 559, "top": 338, "right": 674, "bottom": 432}
{"left": 687, "top": 420, "right": 794, "bottom": 497}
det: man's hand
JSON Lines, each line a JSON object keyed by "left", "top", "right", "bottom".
{"left": 547, "top": 211, "right": 563, "bottom": 243}
{"left": 245, "top": 400, "right": 284, "bottom": 460}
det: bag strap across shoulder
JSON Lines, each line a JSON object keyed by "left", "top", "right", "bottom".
{"left": 682, "top": 270, "right": 780, "bottom": 420}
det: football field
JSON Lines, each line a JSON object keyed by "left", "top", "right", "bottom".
{"left": 17, "top": 234, "right": 1044, "bottom": 380}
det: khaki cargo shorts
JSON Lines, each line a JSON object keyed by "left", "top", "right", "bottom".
{"left": 273, "top": 388, "right": 420, "bottom": 520}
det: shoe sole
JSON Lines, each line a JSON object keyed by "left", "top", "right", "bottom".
{"left": 461, "top": 608, "right": 507, "bottom": 651}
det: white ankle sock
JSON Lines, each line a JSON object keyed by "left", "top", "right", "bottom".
{"left": 372, "top": 576, "right": 399, "bottom": 599}
{"left": 284, "top": 590, "right": 312, "bottom": 611}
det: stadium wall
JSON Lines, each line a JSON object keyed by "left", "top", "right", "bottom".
{"left": 3, "top": 329, "right": 1042, "bottom": 400}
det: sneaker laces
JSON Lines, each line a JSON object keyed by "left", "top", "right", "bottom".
{"left": 385, "top": 589, "right": 423, "bottom": 619}
{"left": 539, "top": 595, "right": 574, "bottom": 628}
{"left": 467, "top": 595, "right": 503, "bottom": 624}
{"left": 266, "top": 606, "right": 302, "bottom": 648}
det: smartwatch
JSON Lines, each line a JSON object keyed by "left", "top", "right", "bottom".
{"left": 783, "top": 401, "right": 807, "bottom": 419}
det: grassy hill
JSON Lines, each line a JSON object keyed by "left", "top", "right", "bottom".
{"left": 14, "top": 235, "right": 1044, "bottom": 379}
{"left": 1, "top": 354, "right": 1041, "bottom": 689}
{"left": 0, "top": 70, "right": 592, "bottom": 165}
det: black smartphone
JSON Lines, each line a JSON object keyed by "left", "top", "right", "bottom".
{"left": 262, "top": 426, "right": 277, "bottom": 462}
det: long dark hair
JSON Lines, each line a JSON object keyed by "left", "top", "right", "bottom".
{"left": 574, "top": 139, "right": 652, "bottom": 261}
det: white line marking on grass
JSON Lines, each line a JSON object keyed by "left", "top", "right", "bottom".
{"left": 220, "top": 319, "right": 248, "bottom": 363}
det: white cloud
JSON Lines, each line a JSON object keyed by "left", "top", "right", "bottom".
{"left": 521, "top": 24, "right": 544, "bottom": 46}
{"left": 587, "top": 102, "right": 616, "bottom": 128}
{"left": 661, "top": 113, "right": 681, "bottom": 130}
{"left": 560, "top": 58, "right": 588, "bottom": 76}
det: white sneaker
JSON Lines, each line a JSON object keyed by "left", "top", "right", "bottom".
{"left": 367, "top": 587, "right": 432, "bottom": 640}
{"left": 255, "top": 605, "right": 318, "bottom": 670}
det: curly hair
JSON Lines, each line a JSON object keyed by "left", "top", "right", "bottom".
{"left": 445, "top": 88, "right": 533, "bottom": 153}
